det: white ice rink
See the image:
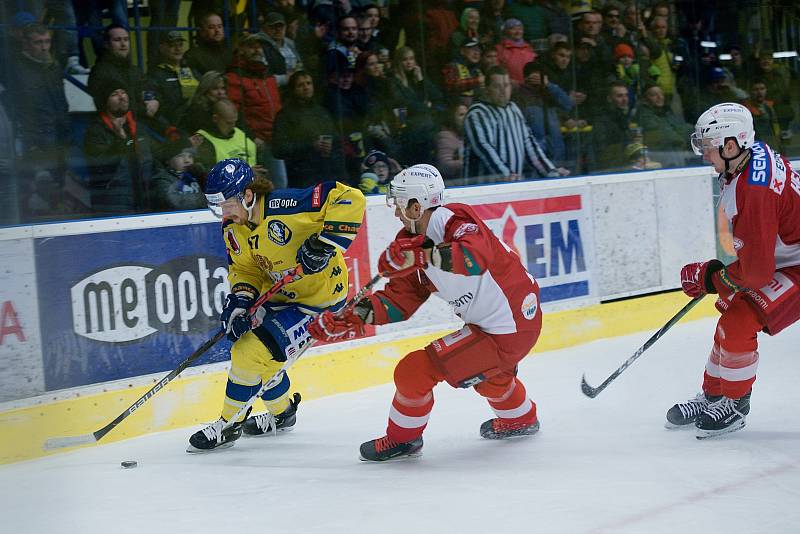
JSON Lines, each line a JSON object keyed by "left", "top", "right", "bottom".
{"left": 2, "top": 316, "right": 800, "bottom": 534}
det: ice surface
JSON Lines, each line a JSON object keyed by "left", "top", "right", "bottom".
{"left": 2, "top": 317, "right": 799, "bottom": 534}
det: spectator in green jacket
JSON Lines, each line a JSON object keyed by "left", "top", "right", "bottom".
{"left": 637, "top": 84, "right": 692, "bottom": 167}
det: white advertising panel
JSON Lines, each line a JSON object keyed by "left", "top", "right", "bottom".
{"left": 0, "top": 238, "right": 43, "bottom": 401}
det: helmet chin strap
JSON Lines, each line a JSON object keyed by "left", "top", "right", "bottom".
{"left": 718, "top": 140, "right": 749, "bottom": 175}
{"left": 401, "top": 205, "right": 423, "bottom": 234}
{"left": 241, "top": 193, "right": 257, "bottom": 222}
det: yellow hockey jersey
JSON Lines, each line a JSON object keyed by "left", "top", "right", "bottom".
{"left": 223, "top": 181, "right": 366, "bottom": 313}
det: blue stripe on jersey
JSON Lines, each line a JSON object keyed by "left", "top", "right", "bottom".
{"left": 265, "top": 182, "right": 336, "bottom": 215}
{"left": 319, "top": 232, "right": 353, "bottom": 250}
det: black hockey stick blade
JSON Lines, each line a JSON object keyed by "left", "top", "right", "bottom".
{"left": 580, "top": 295, "right": 705, "bottom": 399}
{"left": 580, "top": 373, "right": 603, "bottom": 398}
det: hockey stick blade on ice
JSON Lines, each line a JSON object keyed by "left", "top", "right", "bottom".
{"left": 43, "top": 266, "right": 302, "bottom": 451}
{"left": 580, "top": 295, "right": 705, "bottom": 398}
{"left": 217, "top": 272, "right": 385, "bottom": 435}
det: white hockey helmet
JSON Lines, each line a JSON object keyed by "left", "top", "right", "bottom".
{"left": 690, "top": 102, "right": 755, "bottom": 156}
{"left": 386, "top": 164, "right": 445, "bottom": 212}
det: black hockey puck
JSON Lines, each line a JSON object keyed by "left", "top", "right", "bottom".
{"left": 121, "top": 460, "right": 138, "bottom": 468}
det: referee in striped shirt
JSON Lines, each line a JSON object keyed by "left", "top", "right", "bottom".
{"left": 463, "top": 66, "right": 570, "bottom": 182}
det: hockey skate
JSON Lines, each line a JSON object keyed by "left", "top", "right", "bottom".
{"left": 359, "top": 435, "right": 423, "bottom": 462}
{"left": 479, "top": 417, "right": 540, "bottom": 439}
{"left": 242, "top": 393, "right": 301, "bottom": 437}
{"left": 695, "top": 392, "right": 751, "bottom": 439}
{"left": 665, "top": 392, "right": 722, "bottom": 429}
{"left": 186, "top": 417, "right": 243, "bottom": 453}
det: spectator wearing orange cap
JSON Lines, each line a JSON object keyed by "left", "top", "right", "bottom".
{"left": 612, "top": 42, "right": 659, "bottom": 105}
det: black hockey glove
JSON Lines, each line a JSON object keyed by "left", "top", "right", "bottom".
{"left": 221, "top": 293, "right": 255, "bottom": 342}
{"left": 296, "top": 234, "right": 336, "bottom": 274}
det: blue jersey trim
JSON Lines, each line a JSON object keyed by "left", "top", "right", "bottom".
{"left": 747, "top": 142, "right": 771, "bottom": 187}
{"left": 265, "top": 182, "right": 337, "bottom": 215}
{"left": 319, "top": 232, "right": 352, "bottom": 250}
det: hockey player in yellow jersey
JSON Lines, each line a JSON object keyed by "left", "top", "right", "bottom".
{"left": 188, "top": 158, "right": 366, "bottom": 452}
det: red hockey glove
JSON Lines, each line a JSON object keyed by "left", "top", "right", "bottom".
{"left": 378, "top": 235, "right": 430, "bottom": 278}
{"left": 680, "top": 259, "right": 724, "bottom": 298}
{"left": 308, "top": 308, "right": 366, "bottom": 342}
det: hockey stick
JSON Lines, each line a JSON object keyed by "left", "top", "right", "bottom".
{"left": 580, "top": 295, "right": 705, "bottom": 398}
{"left": 218, "top": 271, "right": 385, "bottom": 433}
{"left": 43, "top": 266, "right": 303, "bottom": 451}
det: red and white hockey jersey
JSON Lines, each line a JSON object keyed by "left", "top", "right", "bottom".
{"left": 718, "top": 141, "right": 800, "bottom": 290}
{"left": 369, "top": 203, "right": 541, "bottom": 335}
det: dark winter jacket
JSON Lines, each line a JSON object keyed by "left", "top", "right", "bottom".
{"left": 88, "top": 52, "right": 152, "bottom": 116}
{"left": 84, "top": 111, "right": 153, "bottom": 213}
{"left": 147, "top": 62, "right": 200, "bottom": 127}
{"left": 150, "top": 167, "right": 206, "bottom": 211}
{"left": 272, "top": 98, "right": 347, "bottom": 188}
{"left": 10, "top": 52, "right": 70, "bottom": 151}
{"left": 183, "top": 39, "right": 232, "bottom": 76}
{"left": 637, "top": 102, "right": 693, "bottom": 152}
{"left": 591, "top": 105, "right": 633, "bottom": 172}
{"left": 513, "top": 81, "right": 572, "bottom": 163}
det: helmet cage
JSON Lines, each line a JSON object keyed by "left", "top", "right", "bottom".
{"left": 205, "top": 191, "right": 255, "bottom": 219}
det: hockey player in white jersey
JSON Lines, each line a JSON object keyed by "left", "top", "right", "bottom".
{"left": 309, "top": 164, "right": 544, "bottom": 461}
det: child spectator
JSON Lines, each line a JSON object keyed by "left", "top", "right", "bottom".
{"left": 613, "top": 43, "right": 659, "bottom": 102}
{"left": 358, "top": 149, "right": 401, "bottom": 194}
{"left": 150, "top": 134, "right": 206, "bottom": 212}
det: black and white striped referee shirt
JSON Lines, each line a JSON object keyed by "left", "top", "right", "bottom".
{"left": 463, "top": 99, "right": 555, "bottom": 180}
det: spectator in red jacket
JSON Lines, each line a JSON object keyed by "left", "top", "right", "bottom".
{"left": 495, "top": 18, "right": 536, "bottom": 85}
{"left": 225, "top": 33, "right": 287, "bottom": 187}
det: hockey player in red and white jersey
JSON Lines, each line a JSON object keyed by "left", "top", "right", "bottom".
{"left": 308, "top": 164, "right": 543, "bottom": 461}
{"left": 668, "top": 102, "right": 800, "bottom": 438}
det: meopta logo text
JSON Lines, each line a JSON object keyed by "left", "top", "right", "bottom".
{"left": 71, "top": 256, "right": 229, "bottom": 342}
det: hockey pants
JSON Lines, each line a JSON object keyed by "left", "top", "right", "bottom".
{"left": 386, "top": 329, "right": 539, "bottom": 443}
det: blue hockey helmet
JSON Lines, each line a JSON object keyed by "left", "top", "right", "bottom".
{"left": 205, "top": 158, "right": 255, "bottom": 219}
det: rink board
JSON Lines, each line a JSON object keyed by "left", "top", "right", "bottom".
{"left": 0, "top": 166, "right": 727, "bottom": 463}
{"left": 0, "top": 291, "right": 717, "bottom": 464}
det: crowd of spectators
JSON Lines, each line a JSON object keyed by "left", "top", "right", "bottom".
{"left": 0, "top": 0, "right": 798, "bottom": 223}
